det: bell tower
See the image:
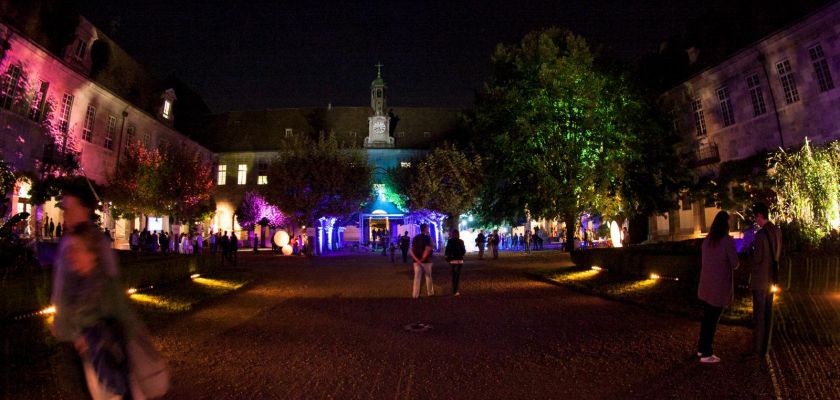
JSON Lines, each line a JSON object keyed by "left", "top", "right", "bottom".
{"left": 365, "top": 62, "right": 394, "bottom": 148}
{"left": 371, "top": 62, "right": 386, "bottom": 116}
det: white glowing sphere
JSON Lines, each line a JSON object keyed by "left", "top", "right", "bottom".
{"left": 610, "top": 221, "right": 622, "bottom": 248}
{"left": 273, "top": 230, "right": 290, "bottom": 247}
{"left": 281, "top": 245, "right": 293, "bottom": 256}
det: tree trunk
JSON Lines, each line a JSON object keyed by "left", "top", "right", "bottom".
{"left": 564, "top": 212, "right": 576, "bottom": 252}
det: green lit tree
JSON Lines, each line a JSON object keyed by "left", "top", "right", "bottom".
{"left": 473, "top": 28, "right": 684, "bottom": 249}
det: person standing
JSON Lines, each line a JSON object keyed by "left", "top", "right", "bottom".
{"left": 129, "top": 229, "right": 139, "bottom": 253}
{"left": 749, "top": 202, "right": 782, "bottom": 358}
{"left": 475, "top": 230, "right": 486, "bottom": 259}
{"left": 399, "top": 231, "right": 411, "bottom": 263}
{"left": 229, "top": 232, "right": 239, "bottom": 266}
{"left": 445, "top": 229, "right": 466, "bottom": 296}
{"left": 696, "top": 211, "right": 739, "bottom": 364}
{"left": 55, "top": 222, "right": 63, "bottom": 238}
{"left": 220, "top": 231, "right": 230, "bottom": 264}
{"left": 210, "top": 230, "right": 217, "bottom": 255}
{"left": 410, "top": 223, "right": 434, "bottom": 298}
{"left": 253, "top": 233, "right": 259, "bottom": 254}
{"left": 490, "top": 229, "right": 500, "bottom": 259}
{"left": 43, "top": 217, "right": 50, "bottom": 238}
{"left": 49, "top": 218, "right": 55, "bottom": 238}
{"left": 50, "top": 179, "right": 164, "bottom": 399}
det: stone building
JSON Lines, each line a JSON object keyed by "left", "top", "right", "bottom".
{"left": 205, "top": 69, "right": 463, "bottom": 249}
{"left": 656, "top": 0, "right": 840, "bottom": 240}
{"left": 0, "top": 14, "right": 214, "bottom": 245}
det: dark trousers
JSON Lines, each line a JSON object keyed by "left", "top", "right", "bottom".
{"left": 450, "top": 263, "right": 463, "bottom": 294}
{"left": 401, "top": 248, "right": 408, "bottom": 263}
{"left": 477, "top": 245, "right": 484, "bottom": 259}
{"left": 752, "top": 289, "right": 775, "bottom": 356}
{"left": 491, "top": 244, "right": 499, "bottom": 259}
{"left": 697, "top": 301, "right": 724, "bottom": 357}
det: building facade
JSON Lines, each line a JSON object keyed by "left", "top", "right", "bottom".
{"left": 0, "top": 17, "right": 214, "bottom": 245}
{"left": 209, "top": 71, "right": 463, "bottom": 249}
{"left": 655, "top": 0, "right": 840, "bottom": 240}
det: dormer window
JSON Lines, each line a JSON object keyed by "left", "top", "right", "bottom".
{"left": 73, "top": 38, "right": 87, "bottom": 60}
{"left": 162, "top": 99, "right": 172, "bottom": 119}
{"left": 160, "top": 88, "right": 177, "bottom": 121}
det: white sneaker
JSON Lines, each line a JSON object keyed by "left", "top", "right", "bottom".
{"left": 700, "top": 355, "right": 721, "bottom": 364}
{"left": 697, "top": 352, "right": 703, "bottom": 357}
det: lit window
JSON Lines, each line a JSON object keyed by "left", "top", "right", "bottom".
{"left": 258, "top": 176, "right": 268, "bottom": 185}
{"left": 809, "top": 44, "right": 834, "bottom": 92}
{"left": 400, "top": 161, "right": 411, "bottom": 168}
{"left": 690, "top": 97, "right": 706, "bottom": 136}
{"left": 237, "top": 164, "right": 247, "bottom": 185}
{"left": 776, "top": 60, "right": 799, "bottom": 104}
{"left": 745, "top": 74, "right": 767, "bottom": 116}
{"left": 217, "top": 165, "right": 227, "bottom": 185}
{"left": 59, "top": 93, "right": 74, "bottom": 134}
{"left": 285, "top": 128, "right": 293, "bottom": 138}
{"left": 162, "top": 99, "right": 172, "bottom": 119}
{"left": 105, "top": 116, "right": 116, "bottom": 149}
{"left": 82, "top": 105, "right": 95, "bottom": 142}
{"left": 716, "top": 87, "right": 735, "bottom": 127}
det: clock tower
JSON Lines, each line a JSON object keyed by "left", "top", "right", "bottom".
{"left": 365, "top": 63, "right": 394, "bottom": 148}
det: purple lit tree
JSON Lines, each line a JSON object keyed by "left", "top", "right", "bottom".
{"left": 235, "top": 191, "right": 286, "bottom": 247}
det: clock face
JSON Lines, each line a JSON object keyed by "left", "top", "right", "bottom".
{"left": 373, "top": 120, "right": 386, "bottom": 135}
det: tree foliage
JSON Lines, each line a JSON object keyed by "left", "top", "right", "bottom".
{"left": 405, "top": 145, "right": 482, "bottom": 229}
{"left": 261, "top": 133, "right": 372, "bottom": 226}
{"left": 770, "top": 139, "right": 840, "bottom": 249}
{"left": 235, "top": 191, "right": 286, "bottom": 230}
{"left": 107, "top": 141, "right": 214, "bottom": 220}
{"left": 473, "top": 28, "right": 684, "bottom": 247}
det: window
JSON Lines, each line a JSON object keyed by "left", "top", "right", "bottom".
{"left": 59, "top": 93, "right": 74, "bottom": 134}
{"left": 285, "top": 128, "right": 293, "bottom": 138}
{"left": 745, "top": 74, "right": 767, "bottom": 116}
{"left": 809, "top": 44, "right": 834, "bottom": 92}
{"left": 1, "top": 64, "right": 22, "bottom": 110}
{"left": 257, "top": 160, "right": 268, "bottom": 185}
{"left": 350, "top": 131, "right": 357, "bottom": 138}
{"left": 125, "top": 125, "right": 136, "bottom": 147}
{"left": 690, "top": 97, "right": 706, "bottom": 136}
{"left": 162, "top": 99, "right": 172, "bottom": 119}
{"left": 28, "top": 81, "right": 49, "bottom": 121}
{"left": 158, "top": 137, "right": 168, "bottom": 151}
{"left": 73, "top": 38, "right": 87, "bottom": 59}
{"left": 423, "top": 131, "right": 431, "bottom": 138}
{"left": 401, "top": 161, "right": 411, "bottom": 168}
{"left": 82, "top": 105, "right": 95, "bottom": 142}
{"left": 143, "top": 132, "right": 151, "bottom": 148}
{"left": 217, "top": 165, "right": 227, "bottom": 185}
{"left": 716, "top": 87, "right": 735, "bottom": 127}
{"left": 776, "top": 60, "right": 799, "bottom": 104}
{"left": 237, "top": 164, "right": 247, "bottom": 185}
{"left": 105, "top": 115, "right": 116, "bottom": 149}
{"left": 681, "top": 194, "right": 691, "bottom": 210}
{"left": 397, "top": 131, "right": 405, "bottom": 137}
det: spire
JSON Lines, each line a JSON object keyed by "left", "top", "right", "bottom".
{"left": 375, "top": 62, "right": 384, "bottom": 79}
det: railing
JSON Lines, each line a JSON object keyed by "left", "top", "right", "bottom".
{"left": 692, "top": 144, "right": 720, "bottom": 167}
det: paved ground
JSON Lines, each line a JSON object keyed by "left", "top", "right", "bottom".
{"left": 148, "top": 251, "right": 774, "bottom": 399}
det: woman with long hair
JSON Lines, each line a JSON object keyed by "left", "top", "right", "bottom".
{"left": 697, "top": 211, "right": 740, "bottom": 363}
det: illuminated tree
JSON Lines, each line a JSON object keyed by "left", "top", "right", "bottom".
{"left": 158, "top": 142, "right": 215, "bottom": 220}
{"left": 473, "top": 28, "right": 684, "bottom": 249}
{"left": 406, "top": 145, "right": 482, "bottom": 230}
{"left": 262, "top": 133, "right": 372, "bottom": 227}
{"left": 235, "top": 191, "right": 286, "bottom": 229}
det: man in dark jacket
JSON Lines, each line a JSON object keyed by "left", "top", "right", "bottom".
{"left": 749, "top": 202, "right": 782, "bottom": 357}
{"left": 399, "top": 231, "right": 411, "bottom": 263}
{"left": 229, "top": 232, "right": 239, "bottom": 266}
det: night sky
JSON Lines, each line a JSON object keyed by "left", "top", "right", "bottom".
{"left": 79, "top": 0, "right": 704, "bottom": 112}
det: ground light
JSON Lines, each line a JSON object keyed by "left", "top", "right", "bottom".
{"left": 591, "top": 266, "right": 607, "bottom": 272}
{"left": 649, "top": 273, "right": 679, "bottom": 281}
{"left": 192, "top": 277, "right": 244, "bottom": 291}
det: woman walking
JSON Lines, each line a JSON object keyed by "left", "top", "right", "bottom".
{"left": 697, "top": 211, "right": 739, "bottom": 363}
{"left": 445, "top": 229, "right": 467, "bottom": 296}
